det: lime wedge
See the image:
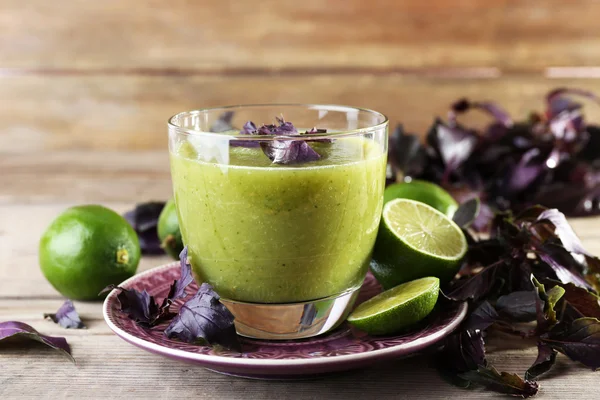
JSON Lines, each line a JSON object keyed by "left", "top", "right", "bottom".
{"left": 347, "top": 277, "right": 440, "bottom": 335}
{"left": 384, "top": 180, "right": 458, "bottom": 217}
{"left": 371, "top": 198, "right": 467, "bottom": 289}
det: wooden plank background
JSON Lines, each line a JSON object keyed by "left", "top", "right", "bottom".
{"left": 2, "top": 0, "right": 600, "bottom": 152}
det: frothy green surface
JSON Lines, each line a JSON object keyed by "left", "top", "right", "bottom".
{"left": 170, "top": 137, "right": 386, "bottom": 303}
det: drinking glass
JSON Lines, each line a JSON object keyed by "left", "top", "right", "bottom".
{"left": 168, "top": 104, "right": 388, "bottom": 339}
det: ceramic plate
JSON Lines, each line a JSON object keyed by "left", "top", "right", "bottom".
{"left": 103, "top": 262, "right": 467, "bottom": 379}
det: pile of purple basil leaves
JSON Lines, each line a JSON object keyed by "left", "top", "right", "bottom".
{"left": 389, "top": 88, "right": 600, "bottom": 231}
{"left": 394, "top": 88, "right": 600, "bottom": 397}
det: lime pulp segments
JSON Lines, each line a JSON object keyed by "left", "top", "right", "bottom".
{"left": 371, "top": 198, "right": 467, "bottom": 289}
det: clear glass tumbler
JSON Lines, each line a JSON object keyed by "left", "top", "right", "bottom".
{"left": 168, "top": 104, "right": 388, "bottom": 339}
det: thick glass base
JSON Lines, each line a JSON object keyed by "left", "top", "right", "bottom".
{"left": 220, "top": 285, "right": 361, "bottom": 340}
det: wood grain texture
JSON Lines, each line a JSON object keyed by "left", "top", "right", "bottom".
{"left": 1, "top": 302, "right": 599, "bottom": 399}
{"left": 1, "top": 0, "right": 600, "bottom": 71}
{"left": 3, "top": 75, "right": 600, "bottom": 152}
{"left": 0, "top": 152, "right": 172, "bottom": 203}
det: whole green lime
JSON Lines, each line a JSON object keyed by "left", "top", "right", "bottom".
{"left": 39, "top": 205, "right": 140, "bottom": 300}
{"left": 158, "top": 198, "right": 184, "bottom": 260}
{"left": 383, "top": 180, "right": 458, "bottom": 218}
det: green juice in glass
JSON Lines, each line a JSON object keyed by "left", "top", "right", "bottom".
{"left": 170, "top": 137, "right": 386, "bottom": 303}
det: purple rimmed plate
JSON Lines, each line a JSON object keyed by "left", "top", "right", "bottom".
{"left": 103, "top": 262, "right": 467, "bottom": 379}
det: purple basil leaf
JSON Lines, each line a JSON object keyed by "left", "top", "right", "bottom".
{"left": 583, "top": 256, "right": 600, "bottom": 293}
{"left": 165, "top": 283, "right": 241, "bottom": 352}
{"left": 561, "top": 283, "right": 600, "bottom": 320}
{"left": 530, "top": 183, "right": 600, "bottom": 217}
{"left": 470, "top": 201, "right": 494, "bottom": 232}
{"left": 464, "top": 301, "right": 499, "bottom": 331}
{"left": 123, "top": 201, "right": 166, "bottom": 255}
{"left": 172, "top": 246, "right": 193, "bottom": 300}
{"left": 545, "top": 88, "right": 600, "bottom": 147}
{"left": 458, "top": 365, "right": 539, "bottom": 398}
{"left": 437, "top": 329, "right": 486, "bottom": 374}
{"left": 124, "top": 202, "right": 164, "bottom": 233}
{"left": 241, "top": 118, "right": 322, "bottom": 164}
{"left": 452, "top": 198, "right": 480, "bottom": 228}
{"left": 306, "top": 127, "right": 327, "bottom": 134}
{"left": 257, "top": 118, "right": 298, "bottom": 136}
{"left": 446, "top": 260, "right": 505, "bottom": 302}
{"left": 549, "top": 108, "right": 584, "bottom": 142}
{"left": 532, "top": 276, "right": 565, "bottom": 333}
{"left": 450, "top": 99, "right": 513, "bottom": 128}
{"left": 210, "top": 111, "right": 235, "bottom": 133}
{"left": 514, "top": 205, "right": 548, "bottom": 223}
{"left": 536, "top": 244, "right": 593, "bottom": 291}
{"left": 496, "top": 291, "right": 538, "bottom": 322}
{"left": 525, "top": 342, "right": 558, "bottom": 381}
{"left": 304, "top": 127, "right": 332, "bottom": 143}
{"left": 578, "top": 125, "right": 600, "bottom": 161}
{"left": 541, "top": 317, "right": 600, "bottom": 370}
{"left": 105, "top": 285, "right": 160, "bottom": 327}
{"left": 161, "top": 246, "right": 194, "bottom": 309}
{"left": 230, "top": 121, "right": 261, "bottom": 148}
{"left": 464, "top": 237, "right": 505, "bottom": 268}
{"left": 534, "top": 209, "right": 600, "bottom": 290}
{"left": 275, "top": 117, "right": 298, "bottom": 134}
{"left": 0, "top": 321, "right": 74, "bottom": 362}
{"left": 44, "top": 300, "right": 86, "bottom": 329}
{"left": 240, "top": 121, "right": 257, "bottom": 135}
{"left": 230, "top": 140, "right": 261, "bottom": 148}
{"left": 260, "top": 140, "right": 321, "bottom": 165}
{"left": 428, "top": 120, "right": 478, "bottom": 180}
{"left": 102, "top": 251, "right": 195, "bottom": 328}
{"left": 536, "top": 209, "right": 591, "bottom": 256}
{"left": 547, "top": 88, "right": 600, "bottom": 118}
{"left": 435, "top": 329, "right": 486, "bottom": 388}
{"left": 389, "top": 125, "right": 426, "bottom": 177}
{"left": 505, "top": 148, "right": 547, "bottom": 194}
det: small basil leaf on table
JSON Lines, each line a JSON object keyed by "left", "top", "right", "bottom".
{"left": 525, "top": 343, "right": 557, "bottom": 381}
{"left": 44, "top": 300, "right": 86, "bottom": 329}
{"left": 0, "top": 321, "right": 74, "bottom": 363}
{"left": 458, "top": 365, "right": 539, "bottom": 398}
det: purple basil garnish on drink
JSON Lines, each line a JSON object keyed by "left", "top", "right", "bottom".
{"left": 305, "top": 127, "right": 332, "bottom": 143}
{"left": 237, "top": 117, "right": 324, "bottom": 164}
{"left": 230, "top": 121, "right": 261, "bottom": 148}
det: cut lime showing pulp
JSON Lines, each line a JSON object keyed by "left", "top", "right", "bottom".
{"left": 347, "top": 277, "right": 440, "bottom": 335}
{"left": 371, "top": 198, "right": 467, "bottom": 289}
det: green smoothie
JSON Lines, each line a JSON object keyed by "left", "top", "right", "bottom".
{"left": 170, "top": 137, "right": 386, "bottom": 303}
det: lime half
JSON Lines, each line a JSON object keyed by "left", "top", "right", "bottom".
{"left": 383, "top": 180, "right": 458, "bottom": 217}
{"left": 371, "top": 198, "right": 467, "bottom": 289}
{"left": 348, "top": 277, "right": 440, "bottom": 335}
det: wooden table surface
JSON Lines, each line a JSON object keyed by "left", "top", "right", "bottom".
{"left": 1, "top": 151, "right": 599, "bottom": 399}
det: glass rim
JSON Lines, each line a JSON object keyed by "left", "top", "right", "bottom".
{"left": 167, "top": 103, "right": 389, "bottom": 141}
